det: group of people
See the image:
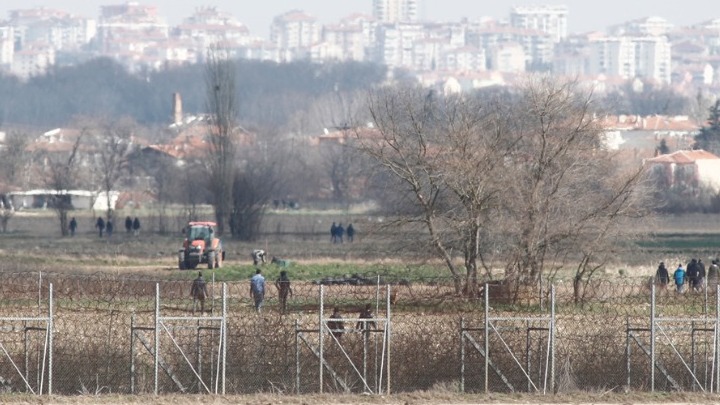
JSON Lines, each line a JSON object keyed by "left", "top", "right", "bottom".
{"left": 188, "top": 267, "right": 293, "bottom": 314}
{"left": 247, "top": 268, "right": 294, "bottom": 313}
{"left": 326, "top": 304, "right": 377, "bottom": 342}
{"left": 82, "top": 216, "right": 141, "bottom": 238}
{"left": 330, "top": 222, "right": 355, "bottom": 244}
{"left": 656, "top": 258, "right": 720, "bottom": 293}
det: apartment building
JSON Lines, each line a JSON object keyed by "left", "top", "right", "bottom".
{"left": 374, "top": 22, "right": 425, "bottom": 68}
{"left": 589, "top": 36, "right": 671, "bottom": 84}
{"left": 510, "top": 5, "right": 568, "bottom": 43}
{"left": 608, "top": 16, "right": 674, "bottom": 37}
{"left": 0, "top": 27, "right": 13, "bottom": 68}
{"left": 270, "top": 10, "right": 319, "bottom": 61}
{"left": 11, "top": 45, "right": 55, "bottom": 79}
{"left": 96, "top": 2, "right": 169, "bottom": 54}
{"left": 372, "top": 0, "right": 420, "bottom": 23}
{"left": 174, "top": 7, "right": 251, "bottom": 49}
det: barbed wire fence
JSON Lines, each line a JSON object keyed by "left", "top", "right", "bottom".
{"left": 1, "top": 271, "right": 719, "bottom": 395}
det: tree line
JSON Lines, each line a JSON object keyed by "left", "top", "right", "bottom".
{"left": 0, "top": 57, "right": 387, "bottom": 131}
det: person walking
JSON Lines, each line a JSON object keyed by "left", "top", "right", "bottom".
{"left": 687, "top": 258, "right": 700, "bottom": 292}
{"left": 95, "top": 216, "right": 105, "bottom": 237}
{"left": 250, "top": 269, "right": 266, "bottom": 313}
{"left": 674, "top": 264, "right": 686, "bottom": 293}
{"left": 69, "top": 217, "right": 78, "bottom": 237}
{"left": 125, "top": 216, "right": 132, "bottom": 234}
{"left": 697, "top": 259, "right": 707, "bottom": 291}
{"left": 132, "top": 217, "right": 141, "bottom": 236}
{"left": 275, "top": 270, "right": 293, "bottom": 313}
{"left": 655, "top": 261, "right": 669, "bottom": 288}
{"left": 336, "top": 223, "right": 345, "bottom": 244}
{"left": 191, "top": 272, "right": 208, "bottom": 314}
{"left": 330, "top": 222, "right": 337, "bottom": 243}
{"left": 709, "top": 259, "right": 720, "bottom": 289}
{"left": 327, "top": 307, "right": 345, "bottom": 342}
{"left": 106, "top": 219, "right": 114, "bottom": 238}
{"left": 346, "top": 223, "right": 355, "bottom": 243}
{"left": 356, "top": 303, "right": 376, "bottom": 332}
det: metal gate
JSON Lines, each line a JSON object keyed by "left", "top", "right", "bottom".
{"left": 627, "top": 284, "right": 720, "bottom": 392}
{"left": 460, "top": 283, "right": 555, "bottom": 394}
{"left": 130, "top": 283, "right": 227, "bottom": 394}
{"left": 295, "top": 284, "right": 391, "bottom": 394}
{"left": 0, "top": 284, "right": 53, "bottom": 395}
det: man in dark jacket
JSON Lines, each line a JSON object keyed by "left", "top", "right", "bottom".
{"left": 655, "top": 262, "right": 669, "bottom": 288}
{"left": 125, "top": 216, "right": 132, "bottom": 233}
{"left": 96, "top": 217, "right": 105, "bottom": 237}
{"left": 191, "top": 272, "right": 209, "bottom": 314}
{"left": 687, "top": 258, "right": 700, "bottom": 292}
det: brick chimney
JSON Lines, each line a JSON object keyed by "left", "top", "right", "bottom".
{"left": 172, "top": 92, "right": 183, "bottom": 125}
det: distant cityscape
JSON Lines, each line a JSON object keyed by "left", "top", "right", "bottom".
{"left": 0, "top": 0, "right": 719, "bottom": 95}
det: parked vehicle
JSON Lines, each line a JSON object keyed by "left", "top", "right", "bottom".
{"left": 178, "top": 221, "right": 224, "bottom": 270}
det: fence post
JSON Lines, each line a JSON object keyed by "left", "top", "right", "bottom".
{"left": 484, "top": 282, "right": 489, "bottom": 393}
{"left": 386, "top": 284, "right": 391, "bottom": 395}
{"left": 650, "top": 283, "right": 656, "bottom": 392}
{"left": 295, "top": 319, "right": 300, "bottom": 394}
{"left": 221, "top": 282, "right": 227, "bottom": 395}
{"left": 460, "top": 317, "right": 465, "bottom": 393}
{"left": 626, "top": 316, "right": 631, "bottom": 390}
{"left": 319, "top": 284, "right": 324, "bottom": 393}
{"left": 716, "top": 284, "right": 720, "bottom": 393}
{"left": 131, "top": 313, "right": 135, "bottom": 394}
{"left": 550, "top": 284, "right": 555, "bottom": 394}
{"left": 48, "top": 283, "right": 53, "bottom": 395}
{"left": 154, "top": 283, "right": 159, "bottom": 395}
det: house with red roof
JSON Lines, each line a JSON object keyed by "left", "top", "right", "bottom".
{"left": 643, "top": 149, "right": 720, "bottom": 191}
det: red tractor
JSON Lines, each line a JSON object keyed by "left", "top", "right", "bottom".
{"left": 178, "top": 221, "right": 225, "bottom": 270}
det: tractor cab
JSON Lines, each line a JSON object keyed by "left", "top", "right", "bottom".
{"left": 188, "top": 225, "right": 212, "bottom": 243}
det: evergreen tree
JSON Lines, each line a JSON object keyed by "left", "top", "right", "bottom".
{"left": 656, "top": 138, "right": 670, "bottom": 155}
{"left": 694, "top": 100, "right": 720, "bottom": 154}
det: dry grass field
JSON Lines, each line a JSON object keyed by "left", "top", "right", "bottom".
{"left": 3, "top": 210, "right": 720, "bottom": 401}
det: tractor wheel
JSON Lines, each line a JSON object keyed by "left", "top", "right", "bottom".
{"left": 207, "top": 252, "right": 216, "bottom": 269}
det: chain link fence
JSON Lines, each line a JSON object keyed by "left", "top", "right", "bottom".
{"left": 1, "top": 271, "right": 719, "bottom": 395}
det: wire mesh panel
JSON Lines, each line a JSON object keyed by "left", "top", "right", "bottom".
{"left": 3, "top": 271, "right": 720, "bottom": 394}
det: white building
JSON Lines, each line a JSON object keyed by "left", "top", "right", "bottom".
{"left": 608, "top": 16, "right": 674, "bottom": 37}
{"left": 589, "top": 36, "right": 671, "bottom": 84}
{"left": 510, "top": 5, "right": 568, "bottom": 43}
{"left": 374, "top": 22, "right": 425, "bottom": 68}
{"left": 0, "top": 26, "right": 14, "bottom": 67}
{"left": 489, "top": 43, "right": 525, "bottom": 73}
{"left": 372, "top": 0, "right": 420, "bottom": 23}
{"left": 11, "top": 46, "right": 55, "bottom": 79}
{"left": 175, "top": 7, "right": 251, "bottom": 49}
{"left": 270, "top": 10, "right": 319, "bottom": 59}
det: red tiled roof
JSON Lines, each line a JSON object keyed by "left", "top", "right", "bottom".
{"left": 645, "top": 149, "right": 720, "bottom": 164}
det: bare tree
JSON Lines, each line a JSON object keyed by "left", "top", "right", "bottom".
{"left": 230, "top": 138, "right": 288, "bottom": 240}
{"left": 359, "top": 78, "right": 651, "bottom": 297}
{"left": 205, "top": 45, "right": 238, "bottom": 235}
{"left": 0, "top": 131, "right": 31, "bottom": 187}
{"left": 86, "top": 117, "right": 135, "bottom": 219}
{"left": 0, "top": 197, "right": 13, "bottom": 233}
{"left": 44, "top": 135, "right": 84, "bottom": 236}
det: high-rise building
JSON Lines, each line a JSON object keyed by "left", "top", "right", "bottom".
{"left": 510, "top": 5, "right": 568, "bottom": 43}
{"left": 372, "top": 0, "right": 420, "bottom": 23}
{"left": 588, "top": 36, "right": 671, "bottom": 84}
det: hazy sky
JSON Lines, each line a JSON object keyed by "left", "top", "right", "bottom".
{"left": 1, "top": 0, "right": 717, "bottom": 38}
